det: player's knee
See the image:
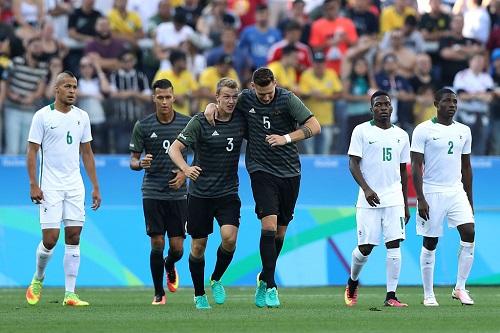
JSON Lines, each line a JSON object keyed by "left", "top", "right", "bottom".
{"left": 222, "top": 234, "right": 237, "bottom": 250}
{"left": 423, "top": 237, "right": 438, "bottom": 250}
{"left": 461, "top": 227, "right": 475, "bottom": 243}
{"left": 43, "top": 238, "right": 58, "bottom": 250}
{"left": 151, "top": 235, "right": 165, "bottom": 250}
{"left": 358, "top": 244, "right": 373, "bottom": 256}
{"left": 65, "top": 233, "right": 80, "bottom": 245}
{"left": 191, "top": 241, "right": 206, "bottom": 257}
{"left": 385, "top": 239, "right": 401, "bottom": 249}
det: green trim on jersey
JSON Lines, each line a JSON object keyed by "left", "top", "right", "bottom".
{"left": 369, "top": 119, "right": 394, "bottom": 127}
{"left": 49, "top": 103, "right": 55, "bottom": 111}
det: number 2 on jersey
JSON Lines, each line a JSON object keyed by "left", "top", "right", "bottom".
{"left": 163, "top": 140, "right": 171, "bottom": 154}
{"left": 448, "top": 141, "right": 454, "bottom": 154}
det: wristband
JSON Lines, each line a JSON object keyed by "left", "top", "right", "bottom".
{"left": 284, "top": 134, "right": 292, "bottom": 144}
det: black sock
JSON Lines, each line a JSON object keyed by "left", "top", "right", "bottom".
{"left": 275, "top": 237, "right": 284, "bottom": 257}
{"left": 150, "top": 248, "right": 165, "bottom": 296}
{"left": 347, "top": 278, "right": 359, "bottom": 297}
{"left": 386, "top": 291, "right": 396, "bottom": 301}
{"left": 189, "top": 254, "right": 205, "bottom": 296}
{"left": 260, "top": 229, "right": 277, "bottom": 289}
{"left": 211, "top": 245, "right": 235, "bottom": 281}
{"left": 164, "top": 248, "right": 183, "bottom": 272}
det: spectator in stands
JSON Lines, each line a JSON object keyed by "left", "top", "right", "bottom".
{"left": 439, "top": 14, "right": 482, "bottom": 86}
{"left": 268, "top": 20, "right": 313, "bottom": 76}
{"left": 238, "top": 4, "right": 282, "bottom": 69}
{"left": 109, "top": 51, "right": 151, "bottom": 153}
{"left": 299, "top": 51, "right": 343, "bottom": 154}
{"left": 68, "top": 0, "right": 102, "bottom": 43}
{"left": 107, "top": 0, "right": 144, "bottom": 46}
{"left": 197, "top": 0, "right": 240, "bottom": 46}
{"left": 409, "top": 53, "right": 438, "bottom": 92}
{"left": 413, "top": 84, "right": 435, "bottom": 124}
{"left": 180, "top": 35, "right": 208, "bottom": 80}
{"left": 387, "top": 15, "right": 426, "bottom": 54}
{"left": 418, "top": 0, "right": 451, "bottom": 42}
{"left": 268, "top": 44, "right": 300, "bottom": 93}
{"left": 76, "top": 56, "right": 111, "bottom": 153}
{"left": 379, "top": 0, "right": 417, "bottom": 35}
{"left": 44, "top": 56, "right": 63, "bottom": 100}
{"left": 127, "top": 0, "right": 161, "bottom": 32}
{"left": 153, "top": 49, "right": 199, "bottom": 116}
{"left": 12, "top": 0, "right": 44, "bottom": 41}
{"left": 375, "top": 53, "right": 415, "bottom": 132}
{"left": 453, "top": 53, "right": 494, "bottom": 155}
{"left": 0, "top": 0, "right": 14, "bottom": 25}
{"left": 3, "top": 36, "right": 48, "bottom": 154}
{"left": 462, "top": 0, "right": 490, "bottom": 44}
{"left": 198, "top": 54, "right": 239, "bottom": 111}
{"left": 343, "top": 56, "right": 376, "bottom": 151}
{"left": 205, "top": 27, "right": 251, "bottom": 84}
{"left": 175, "top": 0, "right": 203, "bottom": 30}
{"left": 154, "top": 11, "right": 194, "bottom": 71}
{"left": 489, "top": 0, "right": 500, "bottom": 27}
{"left": 84, "top": 17, "right": 127, "bottom": 74}
{"left": 376, "top": 29, "right": 418, "bottom": 78}
{"left": 309, "top": 0, "right": 358, "bottom": 75}
{"left": 40, "top": 19, "right": 68, "bottom": 62}
{"left": 490, "top": 48, "right": 500, "bottom": 155}
{"left": 277, "top": 0, "right": 311, "bottom": 45}
{"left": 345, "top": 0, "right": 379, "bottom": 37}
{"left": 45, "top": 0, "right": 73, "bottom": 39}
{"left": 146, "top": 0, "right": 172, "bottom": 38}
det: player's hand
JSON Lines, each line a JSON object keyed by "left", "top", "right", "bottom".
{"left": 404, "top": 206, "right": 411, "bottom": 225}
{"left": 417, "top": 198, "right": 430, "bottom": 221}
{"left": 265, "top": 134, "right": 287, "bottom": 147}
{"left": 183, "top": 166, "right": 202, "bottom": 181}
{"left": 140, "top": 154, "right": 153, "bottom": 169}
{"left": 91, "top": 188, "right": 101, "bottom": 210}
{"left": 364, "top": 188, "right": 380, "bottom": 207}
{"left": 30, "top": 184, "right": 44, "bottom": 204}
{"left": 169, "top": 170, "right": 186, "bottom": 189}
{"left": 204, "top": 103, "right": 217, "bottom": 126}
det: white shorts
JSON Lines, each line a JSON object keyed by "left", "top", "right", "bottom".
{"left": 356, "top": 206, "right": 406, "bottom": 246}
{"left": 39, "top": 189, "right": 85, "bottom": 229}
{"left": 416, "top": 190, "right": 474, "bottom": 237}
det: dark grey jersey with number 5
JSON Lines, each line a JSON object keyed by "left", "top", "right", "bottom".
{"left": 130, "top": 112, "right": 191, "bottom": 200}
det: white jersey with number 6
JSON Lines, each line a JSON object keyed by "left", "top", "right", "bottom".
{"left": 348, "top": 121, "right": 410, "bottom": 208}
{"left": 28, "top": 103, "right": 92, "bottom": 191}
{"left": 410, "top": 118, "right": 472, "bottom": 193}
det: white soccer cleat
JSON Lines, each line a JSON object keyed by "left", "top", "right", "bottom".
{"left": 452, "top": 289, "right": 474, "bottom": 305}
{"left": 423, "top": 296, "right": 439, "bottom": 307}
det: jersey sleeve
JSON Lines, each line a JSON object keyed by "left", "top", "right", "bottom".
{"left": 400, "top": 131, "right": 410, "bottom": 163}
{"left": 81, "top": 112, "right": 92, "bottom": 143}
{"left": 410, "top": 124, "right": 426, "bottom": 154}
{"left": 177, "top": 116, "right": 202, "bottom": 148}
{"left": 28, "top": 111, "right": 44, "bottom": 145}
{"left": 347, "top": 125, "right": 363, "bottom": 158}
{"left": 286, "top": 93, "right": 313, "bottom": 125}
{"left": 129, "top": 121, "right": 144, "bottom": 152}
{"left": 462, "top": 126, "right": 472, "bottom": 154}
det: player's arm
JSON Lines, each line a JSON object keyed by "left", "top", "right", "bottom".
{"left": 27, "top": 141, "right": 43, "bottom": 204}
{"left": 168, "top": 140, "right": 202, "bottom": 181}
{"left": 411, "top": 151, "right": 429, "bottom": 220}
{"left": 400, "top": 163, "right": 410, "bottom": 224}
{"left": 461, "top": 153, "right": 474, "bottom": 212}
{"left": 129, "top": 151, "right": 153, "bottom": 171}
{"left": 349, "top": 155, "right": 380, "bottom": 207}
{"left": 80, "top": 142, "right": 101, "bottom": 210}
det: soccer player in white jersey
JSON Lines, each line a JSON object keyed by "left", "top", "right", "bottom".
{"left": 411, "top": 88, "right": 475, "bottom": 306}
{"left": 25, "top": 71, "right": 101, "bottom": 306}
{"left": 344, "top": 90, "right": 411, "bottom": 308}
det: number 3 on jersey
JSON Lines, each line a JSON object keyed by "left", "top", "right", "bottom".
{"left": 226, "top": 138, "right": 234, "bottom": 152}
{"left": 163, "top": 140, "right": 171, "bottom": 154}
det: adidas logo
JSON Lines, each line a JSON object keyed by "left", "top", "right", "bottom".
{"left": 212, "top": 130, "right": 219, "bottom": 136}
{"left": 150, "top": 132, "right": 157, "bottom": 138}
{"left": 249, "top": 108, "right": 256, "bottom": 114}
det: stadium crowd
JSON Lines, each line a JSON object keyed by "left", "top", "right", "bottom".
{"left": 0, "top": 0, "right": 499, "bottom": 155}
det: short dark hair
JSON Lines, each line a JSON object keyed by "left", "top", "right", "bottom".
{"left": 370, "top": 90, "right": 390, "bottom": 106}
{"left": 153, "top": 79, "right": 173, "bottom": 91}
{"left": 434, "top": 87, "right": 456, "bottom": 102}
{"left": 169, "top": 49, "right": 186, "bottom": 64}
{"left": 282, "top": 44, "right": 298, "bottom": 56}
{"left": 404, "top": 15, "right": 418, "bottom": 27}
{"left": 285, "top": 20, "right": 301, "bottom": 32}
{"left": 252, "top": 67, "right": 275, "bottom": 87}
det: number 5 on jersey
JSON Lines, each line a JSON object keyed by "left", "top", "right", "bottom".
{"left": 263, "top": 116, "right": 270, "bottom": 129}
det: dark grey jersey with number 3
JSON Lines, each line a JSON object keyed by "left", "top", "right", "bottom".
{"left": 130, "top": 112, "right": 191, "bottom": 200}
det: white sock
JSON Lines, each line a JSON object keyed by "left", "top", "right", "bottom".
{"left": 64, "top": 244, "right": 80, "bottom": 293}
{"left": 420, "top": 247, "right": 436, "bottom": 298}
{"left": 350, "top": 247, "right": 368, "bottom": 281}
{"left": 35, "top": 241, "right": 54, "bottom": 280}
{"left": 456, "top": 241, "right": 474, "bottom": 290}
{"left": 386, "top": 247, "right": 401, "bottom": 293}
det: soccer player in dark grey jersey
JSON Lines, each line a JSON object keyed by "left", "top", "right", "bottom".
{"left": 169, "top": 78, "right": 246, "bottom": 310}
{"left": 129, "top": 79, "right": 190, "bottom": 305}
{"left": 205, "top": 68, "right": 321, "bottom": 307}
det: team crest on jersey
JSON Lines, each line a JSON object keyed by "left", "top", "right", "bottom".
{"left": 150, "top": 132, "right": 158, "bottom": 138}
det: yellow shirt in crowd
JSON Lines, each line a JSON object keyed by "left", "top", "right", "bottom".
{"left": 198, "top": 66, "right": 240, "bottom": 112}
{"left": 379, "top": 6, "right": 417, "bottom": 34}
{"left": 108, "top": 8, "right": 142, "bottom": 35}
{"left": 153, "top": 69, "right": 199, "bottom": 116}
{"left": 268, "top": 61, "right": 297, "bottom": 91}
{"left": 299, "top": 68, "right": 343, "bottom": 126}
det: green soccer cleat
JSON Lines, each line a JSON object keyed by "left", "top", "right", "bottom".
{"left": 26, "top": 277, "right": 43, "bottom": 305}
{"left": 63, "top": 292, "right": 90, "bottom": 306}
{"left": 210, "top": 280, "right": 226, "bottom": 304}
{"left": 255, "top": 273, "right": 267, "bottom": 308}
{"left": 194, "top": 294, "right": 211, "bottom": 310}
{"left": 265, "top": 287, "right": 280, "bottom": 308}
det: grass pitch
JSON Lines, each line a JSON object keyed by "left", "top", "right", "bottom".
{"left": 1, "top": 286, "right": 499, "bottom": 333}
